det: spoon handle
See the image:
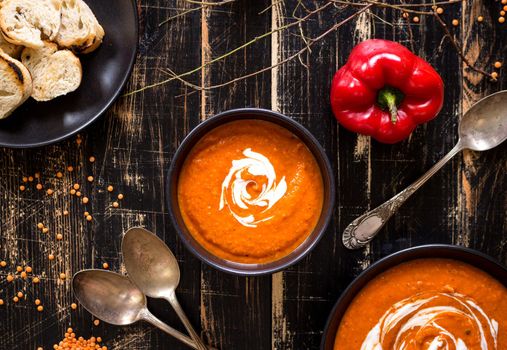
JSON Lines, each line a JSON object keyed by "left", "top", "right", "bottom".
{"left": 166, "top": 292, "right": 209, "bottom": 350}
{"left": 141, "top": 309, "right": 199, "bottom": 349}
{"left": 342, "top": 142, "right": 464, "bottom": 250}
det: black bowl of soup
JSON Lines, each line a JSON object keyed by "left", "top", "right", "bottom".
{"left": 168, "top": 108, "right": 335, "bottom": 275}
{"left": 321, "top": 245, "right": 507, "bottom": 350}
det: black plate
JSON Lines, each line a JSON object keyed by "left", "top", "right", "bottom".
{"left": 321, "top": 244, "right": 507, "bottom": 350}
{"left": 0, "top": 0, "right": 138, "bottom": 148}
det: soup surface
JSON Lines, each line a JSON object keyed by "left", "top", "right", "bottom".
{"left": 334, "top": 258, "right": 507, "bottom": 350}
{"left": 177, "top": 119, "right": 324, "bottom": 264}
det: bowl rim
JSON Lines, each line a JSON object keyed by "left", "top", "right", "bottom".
{"left": 166, "top": 107, "right": 335, "bottom": 276}
{"left": 320, "top": 244, "right": 507, "bottom": 350}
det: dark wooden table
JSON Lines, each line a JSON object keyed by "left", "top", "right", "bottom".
{"left": 0, "top": 1, "right": 506, "bottom": 349}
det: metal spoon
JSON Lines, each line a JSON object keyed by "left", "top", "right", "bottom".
{"left": 343, "top": 90, "right": 507, "bottom": 249}
{"left": 122, "top": 227, "right": 208, "bottom": 350}
{"left": 72, "top": 269, "right": 199, "bottom": 349}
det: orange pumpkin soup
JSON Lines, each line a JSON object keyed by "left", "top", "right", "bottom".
{"left": 177, "top": 119, "right": 324, "bottom": 264}
{"left": 334, "top": 259, "right": 507, "bottom": 350}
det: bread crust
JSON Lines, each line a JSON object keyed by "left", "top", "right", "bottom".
{"left": 0, "top": 50, "right": 32, "bottom": 119}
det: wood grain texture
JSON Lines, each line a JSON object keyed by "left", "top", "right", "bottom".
{"left": 0, "top": 1, "right": 505, "bottom": 349}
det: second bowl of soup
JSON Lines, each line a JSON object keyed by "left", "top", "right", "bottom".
{"left": 168, "top": 108, "right": 334, "bottom": 275}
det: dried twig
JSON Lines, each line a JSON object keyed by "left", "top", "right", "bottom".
{"left": 432, "top": 11, "right": 493, "bottom": 80}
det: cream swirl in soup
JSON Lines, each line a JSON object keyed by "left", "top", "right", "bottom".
{"left": 219, "top": 148, "right": 287, "bottom": 228}
{"left": 334, "top": 259, "right": 507, "bottom": 350}
{"left": 361, "top": 292, "right": 498, "bottom": 350}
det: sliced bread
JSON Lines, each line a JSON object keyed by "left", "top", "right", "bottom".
{"left": 0, "top": 31, "right": 21, "bottom": 57}
{"left": 0, "top": 0, "right": 61, "bottom": 48}
{"left": 21, "top": 42, "right": 82, "bottom": 101}
{"left": 0, "top": 50, "right": 32, "bottom": 119}
{"left": 56, "top": 0, "right": 105, "bottom": 54}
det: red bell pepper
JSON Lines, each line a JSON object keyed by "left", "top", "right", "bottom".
{"left": 330, "top": 39, "right": 444, "bottom": 143}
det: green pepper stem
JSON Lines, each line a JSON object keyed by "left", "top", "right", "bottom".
{"left": 377, "top": 87, "right": 404, "bottom": 125}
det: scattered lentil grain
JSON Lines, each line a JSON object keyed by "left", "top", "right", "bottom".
{"left": 87, "top": 176, "right": 94, "bottom": 182}
{"left": 76, "top": 191, "right": 82, "bottom": 197}
{"left": 89, "top": 156, "right": 96, "bottom": 163}
{"left": 20, "top": 271, "right": 27, "bottom": 279}
{"left": 34, "top": 173, "right": 40, "bottom": 179}
{"left": 63, "top": 210, "right": 69, "bottom": 216}
{"left": 107, "top": 185, "right": 113, "bottom": 192}
{"left": 48, "top": 254, "right": 55, "bottom": 261}
{"left": 56, "top": 172, "right": 63, "bottom": 178}
{"left": 33, "top": 277, "right": 40, "bottom": 284}
{"left": 16, "top": 266, "right": 22, "bottom": 272}
{"left": 25, "top": 266, "right": 32, "bottom": 273}
{"left": 42, "top": 228, "right": 49, "bottom": 234}
{"left": 37, "top": 305, "right": 44, "bottom": 312}
{"left": 22, "top": 176, "right": 28, "bottom": 182}
{"left": 35, "top": 299, "right": 41, "bottom": 305}
{"left": 501, "top": 10, "right": 506, "bottom": 16}
{"left": 102, "top": 263, "right": 109, "bottom": 269}
{"left": 71, "top": 303, "right": 77, "bottom": 310}
{"left": 59, "top": 273, "right": 66, "bottom": 280}
{"left": 0, "top": 299, "right": 3, "bottom": 305}
{"left": 452, "top": 19, "right": 459, "bottom": 26}
{"left": 19, "top": 185, "right": 26, "bottom": 191}
{"left": 73, "top": 184, "right": 80, "bottom": 190}
{"left": 47, "top": 189, "right": 54, "bottom": 195}
{"left": 117, "top": 194, "right": 124, "bottom": 200}
{"left": 84, "top": 211, "right": 90, "bottom": 216}
{"left": 13, "top": 296, "right": 19, "bottom": 303}
{"left": 478, "top": 16, "right": 484, "bottom": 22}
{"left": 70, "top": 189, "right": 76, "bottom": 195}
{"left": 6, "top": 274, "right": 14, "bottom": 282}
{"left": 37, "top": 223, "right": 44, "bottom": 229}
{"left": 86, "top": 215, "right": 93, "bottom": 222}
{"left": 436, "top": 7, "right": 443, "bottom": 14}
{"left": 67, "top": 166, "right": 74, "bottom": 172}
{"left": 0, "top": 261, "right": 6, "bottom": 267}
{"left": 494, "top": 61, "right": 502, "bottom": 68}
{"left": 492, "top": 71, "right": 499, "bottom": 79}
{"left": 28, "top": 176, "right": 34, "bottom": 182}
{"left": 499, "top": 17, "right": 505, "bottom": 23}
{"left": 56, "top": 233, "right": 63, "bottom": 240}
{"left": 82, "top": 197, "right": 89, "bottom": 204}
{"left": 17, "top": 292, "right": 23, "bottom": 298}
{"left": 112, "top": 201, "right": 119, "bottom": 208}
{"left": 93, "top": 319, "right": 100, "bottom": 326}
{"left": 36, "top": 184, "right": 43, "bottom": 190}
{"left": 412, "top": 16, "right": 419, "bottom": 23}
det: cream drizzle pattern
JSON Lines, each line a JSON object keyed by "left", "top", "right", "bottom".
{"left": 219, "top": 148, "right": 287, "bottom": 228}
{"left": 361, "top": 292, "right": 498, "bottom": 350}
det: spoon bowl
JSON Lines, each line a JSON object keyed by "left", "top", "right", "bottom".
{"left": 73, "top": 269, "right": 146, "bottom": 325}
{"left": 122, "top": 227, "right": 180, "bottom": 298}
{"left": 459, "top": 90, "right": 507, "bottom": 151}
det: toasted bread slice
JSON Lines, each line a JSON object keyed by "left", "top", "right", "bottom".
{"left": 0, "top": 31, "right": 21, "bottom": 57}
{"left": 56, "top": 0, "right": 104, "bottom": 54}
{"left": 21, "top": 42, "right": 82, "bottom": 101}
{"left": 0, "top": 0, "right": 61, "bottom": 48}
{"left": 0, "top": 50, "right": 32, "bottom": 119}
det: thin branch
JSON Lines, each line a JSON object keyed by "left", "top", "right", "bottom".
{"left": 184, "top": 0, "right": 235, "bottom": 6}
{"left": 432, "top": 11, "right": 493, "bottom": 80}
{"left": 159, "top": 6, "right": 203, "bottom": 26}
